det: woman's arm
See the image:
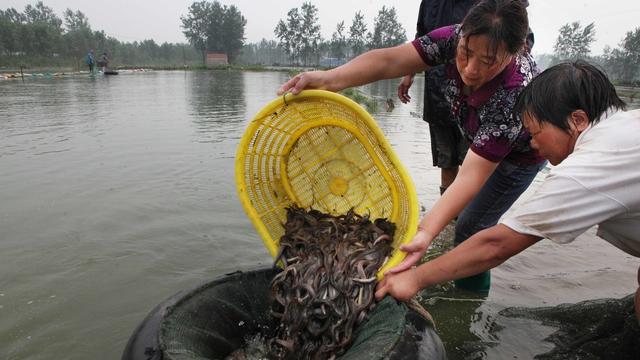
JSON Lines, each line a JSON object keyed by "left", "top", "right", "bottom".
{"left": 278, "top": 43, "right": 430, "bottom": 95}
{"left": 375, "top": 224, "right": 542, "bottom": 301}
{"left": 387, "top": 150, "right": 499, "bottom": 273}
{"left": 421, "top": 150, "right": 498, "bottom": 241}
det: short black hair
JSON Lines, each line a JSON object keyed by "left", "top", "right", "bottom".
{"left": 461, "top": 0, "right": 529, "bottom": 57}
{"left": 515, "top": 60, "right": 626, "bottom": 132}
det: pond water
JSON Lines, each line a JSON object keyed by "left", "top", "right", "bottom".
{"left": 0, "top": 71, "right": 637, "bottom": 359}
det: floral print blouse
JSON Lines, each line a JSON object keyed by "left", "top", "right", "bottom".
{"left": 412, "top": 25, "right": 543, "bottom": 164}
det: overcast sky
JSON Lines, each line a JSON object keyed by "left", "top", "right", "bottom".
{"left": 4, "top": 0, "right": 640, "bottom": 55}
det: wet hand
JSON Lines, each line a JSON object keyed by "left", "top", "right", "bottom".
{"left": 397, "top": 75, "right": 414, "bottom": 104}
{"left": 384, "top": 229, "right": 432, "bottom": 275}
{"left": 375, "top": 267, "right": 420, "bottom": 301}
{"left": 277, "top": 71, "right": 329, "bottom": 95}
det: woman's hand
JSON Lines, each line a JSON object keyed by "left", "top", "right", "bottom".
{"left": 375, "top": 266, "right": 421, "bottom": 301}
{"left": 277, "top": 71, "right": 333, "bottom": 95}
{"left": 397, "top": 74, "right": 415, "bottom": 104}
{"left": 385, "top": 228, "right": 433, "bottom": 275}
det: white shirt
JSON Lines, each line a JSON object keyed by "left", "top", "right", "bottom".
{"left": 502, "top": 109, "right": 640, "bottom": 257}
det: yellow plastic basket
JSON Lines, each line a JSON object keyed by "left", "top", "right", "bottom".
{"left": 235, "top": 90, "right": 418, "bottom": 278}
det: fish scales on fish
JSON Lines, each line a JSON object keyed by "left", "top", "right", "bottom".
{"left": 268, "top": 206, "right": 395, "bottom": 360}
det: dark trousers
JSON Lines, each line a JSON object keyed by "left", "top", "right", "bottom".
{"left": 453, "top": 159, "right": 547, "bottom": 292}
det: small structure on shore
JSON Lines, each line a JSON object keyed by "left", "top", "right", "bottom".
{"left": 207, "top": 53, "right": 228, "bottom": 67}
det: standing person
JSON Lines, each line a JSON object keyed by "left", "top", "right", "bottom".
{"left": 86, "top": 50, "right": 95, "bottom": 74}
{"left": 98, "top": 52, "right": 109, "bottom": 73}
{"left": 279, "top": 0, "right": 545, "bottom": 292}
{"left": 375, "top": 61, "right": 640, "bottom": 324}
{"left": 398, "top": 0, "right": 479, "bottom": 196}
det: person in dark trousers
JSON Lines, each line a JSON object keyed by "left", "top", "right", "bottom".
{"left": 86, "top": 50, "right": 95, "bottom": 74}
{"left": 397, "top": 1, "right": 480, "bottom": 196}
{"left": 97, "top": 52, "right": 109, "bottom": 73}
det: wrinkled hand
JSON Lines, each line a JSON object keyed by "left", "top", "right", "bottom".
{"left": 375, "top": 267, "right": 420, "bottom": 301}
{"left": 384, "top": 229, "right": 432, "bottom": 275}
{"left": 277, "top": 71, "right": 330, "bottom": 95}
{"left": 397, "top": 75, "right": 414, "bottom": 104}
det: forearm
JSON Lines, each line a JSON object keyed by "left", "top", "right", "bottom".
{"left": 418, "top": 179, "right": 478, "bottom": 239}
{"left": 326, "top": 44, "right": 427, "bottom": 91}
{"left": 415, "top": 225, "right": 540, "bottom": 288}
{"left": 415, "top": 233, "right": 504, "bottom": 287}
{"left": 417, "top": 151, "right": 499, "bottom": 240}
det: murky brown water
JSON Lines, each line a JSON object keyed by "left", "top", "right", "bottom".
{"left": 0, "top": 71, "right": 637, "bottom": 359}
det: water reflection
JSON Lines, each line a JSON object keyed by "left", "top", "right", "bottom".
{"left": 188, "top": 70, "right": 246, "bottom": 142}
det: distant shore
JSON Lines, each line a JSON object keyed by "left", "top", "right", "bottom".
{"left": 2, "top": 67, "right": 637, "bottom": 105}
{"left": 0, "top": 64, "right": 319, "bottom": 80}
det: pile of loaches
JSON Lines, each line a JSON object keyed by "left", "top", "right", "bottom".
{"left": 268, "top": 206, "right": 395, "bottom": 359}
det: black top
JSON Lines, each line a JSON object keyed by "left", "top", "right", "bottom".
{"left": 415, "top": 0, "right": 479, "bottom": 37}
{"left": 416, "top": 0, "right": 480, "bottom": 125}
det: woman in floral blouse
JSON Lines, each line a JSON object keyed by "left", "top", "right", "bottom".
{"left": 278, "top": 0, "right": 545, "bottom": 292}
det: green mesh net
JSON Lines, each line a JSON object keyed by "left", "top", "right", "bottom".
{"left": 145, "top": 268, "right": 445, "bottom": 360}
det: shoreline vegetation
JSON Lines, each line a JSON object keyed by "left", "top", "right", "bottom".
{"left": 2, "top": 2, "right": 638, "bottom": 87}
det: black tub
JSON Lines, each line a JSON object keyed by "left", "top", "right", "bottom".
{"left": 122, "top": 267, "right": 446, "bottom": 360}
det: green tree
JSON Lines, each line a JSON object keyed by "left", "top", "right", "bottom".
{"left": 348, "top": 11, "right": 367, "bottom": 58}
{"left": 181, "top": 1, "right": 213, "bottom": 64}
{"left": 299, "top": 2, "right": 321, "bottom": 65}
{"left": 618, "top": 28, "right": 640, "bottom": 81}
{"left": 19, "top": 1, "right": 62, "bottom": 57}
{"left": 24, "top": 1, "right": 61, "bottom": 25}
{"left": 205, "top": 1, "right": 224, "bottom": 52}
{"left": 139, "top": 39, "right": 159, "bottom": 64}
{"left": 1, "top": 3, "right": 202, "bottom": 68}
{"left": 330, "top": 21, "right": 347, "bottom": 59}
{"left": 1, "top": 7, "right": 26, "bottom": 23}
{"left": 275, "top": 2, "right": 321, "bottom": 65}
{"left": 275, "top": 8, "right": 302, "bottom": 64}
{"left": 63, "top": 9, "right": 93, "bottom": 69}
{"left": 553, "top": 21, "right": 596, "bottom": 60}
{"left": 63, "top": 9, "right": 89, "bottom": 31}
{"left": 238, "top": 39, "right": 285, "bottom": 66}
{"left": 181, "top": 1, "right": 246, "bottom": 65}
{"left": 603, "top": 46, "right": 625, "bottom": 81}
{"left": 220, "top": 5, "right": 246, "bottom": 63}
{"left": 0, "top": 10, "right": 18, "bottom": 56}
{"left": 368, "top": 6, "right": 407, "bottom": 49}
{"left": 603, "top": 28, "right": 640, "bottom": 82}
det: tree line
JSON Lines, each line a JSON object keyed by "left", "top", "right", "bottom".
{"left": 0, "top": 1, "right": 201, "bottom": 69}
{"left": 540, "top": 21, "right": 640, "bottom": 85}
{"left": 2, "top": 0, "right": 639, "bottom": 85}
{"left": 268, "top": 3, "right": 407, "bottom": 66}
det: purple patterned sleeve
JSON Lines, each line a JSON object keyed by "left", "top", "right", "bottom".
{"left": 470, "top": 87, "right": 523, "bottom": 162}
{"left": 470, "top": 54, "right": 538, "bottom": 162}
{"left": 411, "top": 25, "right": 459, "bottom": 67}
